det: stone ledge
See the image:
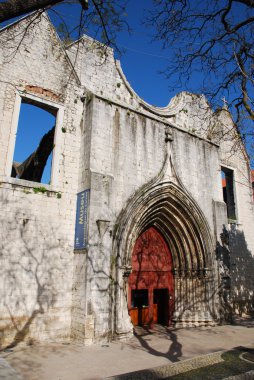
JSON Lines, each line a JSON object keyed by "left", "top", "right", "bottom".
{"left": 0, "top": 176, "right": 61, "bottom": 196}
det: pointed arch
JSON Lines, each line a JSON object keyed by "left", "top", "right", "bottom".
{"left": 114, "top": 182, "right": 214, "bottom": 275}
{"left": 112, "top": 181, "right": 219, "bottom": 338}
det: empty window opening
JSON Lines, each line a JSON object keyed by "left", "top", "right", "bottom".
{"left": 11, "top": 100, "right": 57, "bottom": 184}
{"left": 221, "top": 167, "right": 237, "bottom": 221}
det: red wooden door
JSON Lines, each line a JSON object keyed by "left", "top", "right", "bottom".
{"left": 128, "top": 227, "right": 174, "bottom": 326}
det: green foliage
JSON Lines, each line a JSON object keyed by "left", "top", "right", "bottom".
{"left": 33, "top": 186, "right": 47, "bottom": 194}
{"left": 33, "top": 187, "right": 62, "bottom": 199}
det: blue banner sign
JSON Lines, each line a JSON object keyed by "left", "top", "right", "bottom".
{"left": 74, "top": 189, "right": 90, "bottom": 250}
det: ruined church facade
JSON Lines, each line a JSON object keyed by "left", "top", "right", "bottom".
{"left": 0, "top": 13, "right": 254, "bottom": 347}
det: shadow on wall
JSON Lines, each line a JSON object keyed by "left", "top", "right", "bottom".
{"left": 216, "top": 224, "right": 254, "bottom": 320}
{"left": 0, "top": 192, "right": 68, "bottom": 350}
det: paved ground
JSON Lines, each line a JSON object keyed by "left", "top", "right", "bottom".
{"left": 0, "top": 317, "right": 254, "bottom": 380}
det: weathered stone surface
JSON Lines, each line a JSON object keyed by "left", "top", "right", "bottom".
{"left": 0, "top": 357, "right": 23, "bottom": 380}
{"left": 0, "top": 12, "right": 253, "bottom": 347}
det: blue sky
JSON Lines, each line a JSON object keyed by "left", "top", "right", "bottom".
{"left": 50, "top": 0, "right": 186, "bottom": 107}
{"left": 113, "top": 0, "right": 178, "bottom": 107}
{"left": 14, "top": 103, "right": 55, "bottom": 184}
{"left": 48, "top": 0, "right": 253, "bottom": 108}
{"left": 10, "top": 0, "right": 254, "bottom": 180}
{"left": 15, "top": 0, "right": 183, "bottom": 184}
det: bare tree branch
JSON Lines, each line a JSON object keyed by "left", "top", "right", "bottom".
{"left": 234, "top": 0, "right": 254, "bottom": 7}
{"left": 0, "top": 0, "right": 89, "bottom": 23}
{"left": 147, "top": 0, "right": 254, "bottom": 130}
{"left": 0, "top": 0, "right": 65, "bottom": 22}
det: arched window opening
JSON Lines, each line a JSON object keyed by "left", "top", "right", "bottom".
{"left": 221, "top": 167, "right": 237, "bottom": 221}
{"left": 11, "top": 100, "right": 57, "bottom": 184}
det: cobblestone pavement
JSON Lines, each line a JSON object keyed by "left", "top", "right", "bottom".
{"left": 106, "top": 351, "right": 225, "bottom": 379}
{"left": 224, "top": 372, "right": 254, "bottom": 380}
{"left": 1, "top": 318, "right": 254, "bottom": 380}
{"left": 106, "top": 348, "right": 254, "bottom": 379}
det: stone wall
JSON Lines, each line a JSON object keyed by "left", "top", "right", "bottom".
{"left": 85, "top": 95, "right": 221, "bottom": 233}
{"left": 0, "top": 14, "right": 84, "bottom": 347}
{"left": 0, "top": 12, "right": 253, "bottom": 347}
{"left": 217, "top": 110, "right": 254, "bottom": 316}
{"left": 80, "top": 94, "right": 222, "bottom": 339}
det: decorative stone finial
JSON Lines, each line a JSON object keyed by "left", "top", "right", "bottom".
{"left": 221, "top": 97, "right": 228, "bottom": 109}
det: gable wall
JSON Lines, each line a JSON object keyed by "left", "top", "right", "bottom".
{"left": 66, "top": 37, "right": 140, "bottom": 108}
{"left": 0, "top": 13, "right": 253, "bottom": 346}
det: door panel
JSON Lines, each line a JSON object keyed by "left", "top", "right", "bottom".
{"left": 128, "top": 227, "right": 174, "bottom": 326}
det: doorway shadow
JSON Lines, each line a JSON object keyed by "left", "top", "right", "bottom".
{"left": 134, "top": 325, "right": 182, "bottom": 362}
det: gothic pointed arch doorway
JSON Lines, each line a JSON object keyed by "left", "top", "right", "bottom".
{"left": 128, "top": 227, "right": 174, "bottom": 326}
{"left": 112, "top": 182, "right": 219, "bottom": 340}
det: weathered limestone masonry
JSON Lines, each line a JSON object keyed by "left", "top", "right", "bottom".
{"left": 0, "top": 14, "right": 84, "bottom": 347}
{"left": 0, "top": 13, "right": 253, "bottom": 347}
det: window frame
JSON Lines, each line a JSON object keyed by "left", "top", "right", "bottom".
{"left": 5, "top": 91, "right": 64, "bottom": 188}
{"left": 221, "top": 165, "right": 238, "bottom": 223}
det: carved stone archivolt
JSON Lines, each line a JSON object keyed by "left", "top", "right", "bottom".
{"left": 111, "top": 177, "right": 218, "bottom": 336}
